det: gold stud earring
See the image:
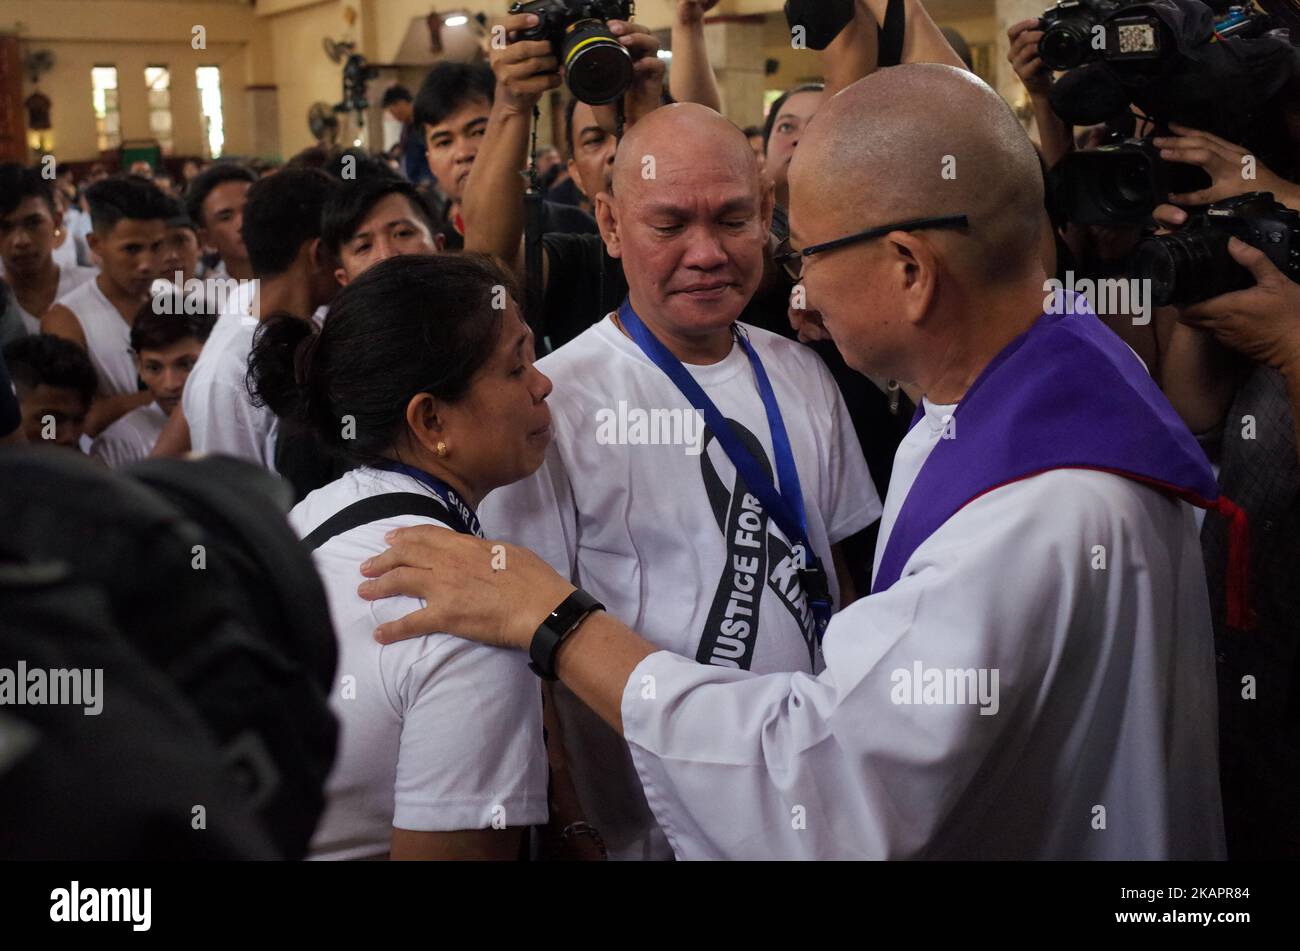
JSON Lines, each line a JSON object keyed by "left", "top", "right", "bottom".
{"left": 436, "top": 441, "right": 448, "bottom": 458}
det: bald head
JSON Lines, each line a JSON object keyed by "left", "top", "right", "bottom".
{"left": 611, "top": 103, "right": 760, "bottom": 203}
{"left": 790, "top": 64, "right": 1045, "bottom": 280}
{"left": 596, "top": 102, "right": 773, "bottom": 350}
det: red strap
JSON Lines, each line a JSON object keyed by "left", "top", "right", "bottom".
{"left": 961, "top": 467, "right": 1255, "bottom": 632}
{"left": 1213, "top": 494, "right": 1255, "bottom": 631}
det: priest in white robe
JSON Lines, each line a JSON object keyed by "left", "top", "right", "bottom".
{"left": 356, "top": 64, "right": 1227, "bottom": 860}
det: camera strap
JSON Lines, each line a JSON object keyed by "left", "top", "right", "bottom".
{"left": 615, "top": 297, "right": 833, "bottom": 642}
{"left": 523, "top": 105, "right": 548, "bottom": 353}
{"left": 879, "top": 0, "right": 905, "bottom": 68}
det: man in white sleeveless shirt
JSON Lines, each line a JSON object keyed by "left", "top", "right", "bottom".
{"left": 91, "top": 309, "right": 215, "bottom": 467}
{"left": 0, "top": 164, "right": 95, "bottom": 348}
{"left": 42, "top": 175, "right": 172, "bottom": 437}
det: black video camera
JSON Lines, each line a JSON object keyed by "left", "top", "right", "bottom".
{"left": 1131, "top": 192, "right": 1300, "bottom": 305}
{"left": 508, "top": 0, "right": 635, "bottom": 104}
{"left": 1038, "top": 0, "right": 1132, "bottom": 71}
{"left": 1050, "top": 125, "right": 1211, "bottom": 226}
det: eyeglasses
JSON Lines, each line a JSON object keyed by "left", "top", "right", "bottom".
{"left": 773, "top": 214, "right": 970, "bottom": 282}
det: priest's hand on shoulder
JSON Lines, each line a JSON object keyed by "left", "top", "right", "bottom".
{"left": 358, "top": 528, "right": 575, "bottom": 649}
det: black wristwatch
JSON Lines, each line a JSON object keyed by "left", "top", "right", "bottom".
{"left": 528, "top": 589, "right": 605, "bottom": 680}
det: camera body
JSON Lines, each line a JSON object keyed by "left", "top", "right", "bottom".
{"left": 509, "top": 0, "right": 635, "bottom": 104}
{"left": 1051, "top": 129, "right": 1211, "bottom": 226}
{"left": 1038, "top": 0, "right": 1130, "bottom": 71}
{"left": 1132, "top": 192, "right": 1300, "bottom": 306}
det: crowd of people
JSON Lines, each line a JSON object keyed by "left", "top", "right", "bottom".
{"left": 2, "top": 0, "right": 1298, "bottom": 861}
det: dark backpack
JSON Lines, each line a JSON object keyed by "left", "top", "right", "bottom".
{"left": 0, "top": 448, "right": 338, "bottom": 859}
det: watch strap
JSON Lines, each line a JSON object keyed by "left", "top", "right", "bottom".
{"left": 528, "top": 588, "right": 605, "bottom": 680}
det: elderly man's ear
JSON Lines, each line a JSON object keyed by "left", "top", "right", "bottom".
{"left": 595, "top": 191, "right": 623, "bottom": 259}
{"left": 888, "top": 231, "right": 940, "bottom": 327}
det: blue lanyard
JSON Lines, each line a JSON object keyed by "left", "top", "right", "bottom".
{"left": 616, "top": 298, "right": 832, "bottom": 635}
{"left": 376, "top": 461, "right": 483, "bottom": 538}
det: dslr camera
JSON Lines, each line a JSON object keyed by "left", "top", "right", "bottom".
{"left": 508, "top": 0, "right": 635, "bottom": 105}
{"left": 1131, "top": 192, "right": 1300, "bottom": 306}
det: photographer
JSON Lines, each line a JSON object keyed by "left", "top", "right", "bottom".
{"left": 1178, "top": 241, "right": 1300, "bottom": 861}
{"left": 460, "top": 9, "right": 666, "bottom": 348}
{"left": 1145, "top": 144, "right": 1300, "bottom": 857}
{"left": 413, "top": 60, "right": 597, "bottom": 252}
{"left": 1006, "top": 19, "right": 1075, "bottom": 168}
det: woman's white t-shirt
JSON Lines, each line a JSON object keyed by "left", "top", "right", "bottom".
{"left": 290, "top": 466, "right": 548, "bottom": 860}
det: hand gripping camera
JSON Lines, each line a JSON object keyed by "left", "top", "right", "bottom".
{"left": 508, "top": 0, "right": 635, "bottom": 104}
{"left": 1131, "top": 192, "right": 1300, "bottom": 306}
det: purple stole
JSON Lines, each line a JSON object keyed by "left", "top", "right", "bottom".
{"left": 871, "top": 304, "right": 1253, "bottom": 630}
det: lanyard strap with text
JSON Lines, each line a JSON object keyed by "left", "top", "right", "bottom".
{"left": 616, "top": 298, "right": 832, "bottom": 638}
{"left": 377, "top": 461, "right": 484, "bottom": 538}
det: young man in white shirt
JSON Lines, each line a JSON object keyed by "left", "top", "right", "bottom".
{"left": 359, "top": 66, "right": 1226, "bottom": 861}
{"left": 0, "top": 164, "right": 95, "bottom": 348}
{"left": 42, "top": 175, "right": 172, "bottom": 436}
{"left": 320, "top": 165, "right": 442, "bottom": 287}
{"left": 184, "top": 163, "right": 256, "bottom": 282}
{"left": 478, "top": 103, "right": 881, "bottom": 860}
{"left": 182, "top": 168, "right": 340, "bottom": 468}
{"left": 91, "top": 307, "right": 214, "bottom": 467}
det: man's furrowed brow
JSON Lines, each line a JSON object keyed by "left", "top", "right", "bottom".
{"left": 716, "top": 196, "right": 758, "bottom": 216}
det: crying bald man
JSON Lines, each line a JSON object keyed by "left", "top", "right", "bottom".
{"left": 359, "top": 66, "right": 1228, "bottom": 859}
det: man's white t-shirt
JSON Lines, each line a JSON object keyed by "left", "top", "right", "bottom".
{"left": 15, "top": 263, "right": 96, "bottom": 335}
{"left": 90, "top": 400, "right": 166, "bottom": 467}
{"left": 57, "top": 276, "right": 138, "bottom": 396}
{"left": 480, "top": 315, "right": 882, "bottom": 859}
{"left": 183, "top": 310, "right": 278, "bottom": 469}
{"left": 619, "top": 397, "right": 1226, "bottom": 859}
{"left": 291, "top": 466, "right": 548, "bottom": 860}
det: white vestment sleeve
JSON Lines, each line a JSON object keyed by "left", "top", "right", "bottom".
{"left": 620, "top": 470, "right": 1224, "bottom": 860}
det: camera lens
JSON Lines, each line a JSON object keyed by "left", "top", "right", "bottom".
{"left": 1040, "top": 22, "right": 1091, "bottom": 71}
{"left": 561, "top": 19, "right": 633, "bottom": 105}
{"left": 1107, "top": 155, "right": 1152, "bottom": 212}
{"left": 1131, "top": 237, "right": 1182, "bottom": 307}
{"left": 1132, "top": 230, "right": 1236, "bottom": 307}
{"left": 1071, "top": 150, "right": 1157, "bottom": 224}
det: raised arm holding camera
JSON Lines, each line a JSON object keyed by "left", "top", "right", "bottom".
{"left": 460, "top": 7, "right": 664, "bottom": 349}
{"left": 669, "top": 0, "right": 723, "bottom": 112}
